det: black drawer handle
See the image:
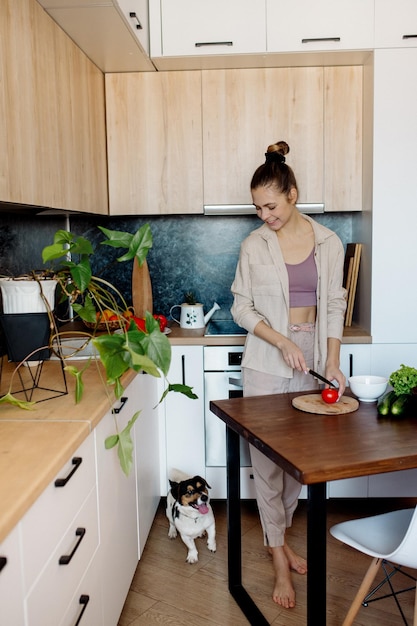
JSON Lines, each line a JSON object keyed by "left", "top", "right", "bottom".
{"left": 59, "top": 528, "right": 86, "bottom": 565}
{"left": 75, "top": 595, "right": 90, "bottom": 626}
{"left": 55, "top": 457, "right": 82, "bottom": 487}
{"left": 129, "top": 11, "right": 143, "bottom": 30}
{"left": 302, "top": 37, "right": 341, "bottom": 44}
{"left": 195, "top": 41, "right": 233, "bottom": 47}
{"left": 403, "top": 34, "right": 417, "bottom": 40}
{"left": 112, "top": 396, "right": 128, "bottom": 414}
{"left": 0, "top": 556, "right": 7, "bottom": 573}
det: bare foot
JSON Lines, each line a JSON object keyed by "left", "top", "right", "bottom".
{"left": 270, "top": 546, "right": 296, "bottom": 608}
{"left": 283, "top": 542, "right": 307, "bottom": 575}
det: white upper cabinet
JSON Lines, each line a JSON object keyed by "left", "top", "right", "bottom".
{"left": 114, "top": 0, "right": 150, "bottom": 54}
{"left": 375, "top": 0, "right": 417, "bottom": 48}
{"left": 266, "top": 0, "right": 374, "bottom": 53}
{"left": 36, "top": 0, "right": 154, "bottom": 72}
{"left": 151, "top": 0, "right": 266, "bottom": 58}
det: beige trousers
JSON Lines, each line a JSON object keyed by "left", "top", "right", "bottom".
{"left": 243, "top": 326, "right": 318, "bottom": 547}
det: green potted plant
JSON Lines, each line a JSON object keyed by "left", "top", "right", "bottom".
{"left": 0, "top": 223, "right": 197, "bottom": 474}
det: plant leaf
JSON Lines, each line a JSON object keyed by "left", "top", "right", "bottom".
{"left": 72, "top": 296, "right": 97, "bottom": 323}
{"left": 98, "top": 224, "right": 153, "bottom": 264}
{"left": 168, "top": 383, "right": 199, "bottom": 399}
{"left": 117, "top": 411, "right": 141, "bottom": 475}
{"left": 64, "top": 365, "right": 86, "bottom": 403}
{"left": 69, "top": 257, "right": 92, "bottom": 292}
{"left": 0, "top": 392, "right": 36, "bottom": 410}
{"left": 105, "top": 434, "right": 119, "bottom": 449}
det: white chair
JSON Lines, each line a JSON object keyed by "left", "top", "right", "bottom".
{"left": 330, "top": 507, "right": 417, "bottom": 626}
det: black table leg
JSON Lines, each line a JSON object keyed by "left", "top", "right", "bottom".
{"left": 226, "top": 426, "right": 269, "bottom": 625}
{"left": 307, "top": 482, "right": 327, "bottom": 626}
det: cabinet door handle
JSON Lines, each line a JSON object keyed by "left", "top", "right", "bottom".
{"left": 302, "top": 37, "right": 341, "bottom": 44}
{"left": 112, "top": 396, "right": 128, "bottom": 414}
{"left": 75, "top": 595, "right": 90, "bottom": 626}
{"left": 195, "top": 41, "right": 233, "bottom": 47}
{"left": 59, "top": 527, "right": 86, "bottom": 565}
{"left": 129, "top": 11, "right": 143, "bottom": 30}
{"left": 54, "top": 457, "right": 82, "bottom": 487}
{"left": 403, "top": 34, "right": 417, "bottom": 40}
{"left": 0, "top": 556, "right": 7, "bottom": 573}
{"left": 181, "top": 354, "right": 185, "bottom": 385}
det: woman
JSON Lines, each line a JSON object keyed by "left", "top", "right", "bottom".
{"left": 231, "top": 140, "right": 346, "bottom": 609}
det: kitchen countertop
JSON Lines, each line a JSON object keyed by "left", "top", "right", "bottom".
{"left": 168, "top": 322, "right": 371, "bottom": 345}
{"left": 0, "top": 360, "right": 136, "bottom": 543}
{"left": 0, "top": 322, "right": 370, "bottom": 543}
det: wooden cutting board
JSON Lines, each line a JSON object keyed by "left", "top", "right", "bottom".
{"left": 132, "top": 258, "right": 153, "bottom": 317}
{"left": 292, "top": 394, "right": 359, "bottom": 415}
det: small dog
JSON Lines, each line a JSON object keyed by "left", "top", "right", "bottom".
{"left": 166, "top": 474, "right": 216, "bottom": 564}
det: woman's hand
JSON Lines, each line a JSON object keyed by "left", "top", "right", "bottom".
{"left": 278, "top": 336, "right": 307, "bottom": 372}
{"left": 325, "top": 365, "right": 346, "bottom": 398}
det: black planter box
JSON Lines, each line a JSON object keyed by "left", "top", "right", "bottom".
{"left": 0, "top": 313, "right": 51, "bottom": 362}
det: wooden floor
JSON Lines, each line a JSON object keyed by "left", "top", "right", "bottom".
{"left": 118, "top": 497, "right": 417, "bottom": 625}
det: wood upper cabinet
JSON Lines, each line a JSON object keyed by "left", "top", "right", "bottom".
{"left": 106, "top": 71, "right": 203, "bottom": 215}
{"left": 0, "top": 0, "right": 108, "bottom": 213}
{"left": 324, "top": 66, "right": 363, "bottom": 212}
{"left": 201, "top": 67, "right": 324, "bottom": 207}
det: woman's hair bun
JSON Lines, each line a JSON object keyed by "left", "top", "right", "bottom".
{"left": 264, "top": 140, "right": 290, "bottom": 164}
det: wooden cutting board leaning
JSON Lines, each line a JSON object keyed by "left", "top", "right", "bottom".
{"left": 132, "top": 258, "right": 153, "bottom": 317}
{"left": 292, "top": 394, "right": 359, "bottom": 415}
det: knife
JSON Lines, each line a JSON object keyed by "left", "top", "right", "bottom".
{"left": 308, "top": 369, "right": 337, "bottom": 389}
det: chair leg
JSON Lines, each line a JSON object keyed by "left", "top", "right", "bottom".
{"left": 342, "top": 557, "right": 382, "bottom": 626}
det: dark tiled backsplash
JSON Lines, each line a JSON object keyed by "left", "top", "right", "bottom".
{"left": 0, "top": 212, "right": 355, "bottom": 319}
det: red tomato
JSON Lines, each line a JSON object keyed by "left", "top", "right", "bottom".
{"left": 321, "top": 388, "right": 339, "bottom": 404}
{"left": 153, "top": 314, "right": 168, "bottom": 332}
{"left": 129, "top": 316, "right": 147, "bottom": 332}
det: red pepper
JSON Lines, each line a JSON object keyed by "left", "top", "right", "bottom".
{"left": 153, "top": 314, "right": 168, "bottom": 332}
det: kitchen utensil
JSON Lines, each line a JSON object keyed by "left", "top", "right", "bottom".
{"left": 309, "top": 369, "right": 337, "bottom": 389}
{"left": 348, "top": 375, "right": 388, "bottom": 403}
{"left": 170, "top": 302, "right": 220, "bottom": 329}
{"left": 292, "top": 394, "right": 359, "bottom": 415}
{"left": 132, "top": 258, "right": 153, "bottom": 317}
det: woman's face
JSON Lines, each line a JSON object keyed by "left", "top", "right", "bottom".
{"left": 252, "top": 185, "right": 297, "bottom": 232}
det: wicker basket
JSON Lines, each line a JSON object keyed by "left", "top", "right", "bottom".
{"left": 83, "top": 319, "right": 124, "bottom": 333}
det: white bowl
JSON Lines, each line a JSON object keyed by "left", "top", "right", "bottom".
{"left": 348, "top": 375, "right": 388, "bottom": 403}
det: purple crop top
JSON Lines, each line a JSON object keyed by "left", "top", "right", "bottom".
{"left": 285, "top": 248, "right": 318, "bottom": 307}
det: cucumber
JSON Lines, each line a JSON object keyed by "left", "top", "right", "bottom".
{"left": 377, "top": 390, "right": 397, "bottom": 416}
{"left": 390, "top": 394, "right": 411, "bottom": 417}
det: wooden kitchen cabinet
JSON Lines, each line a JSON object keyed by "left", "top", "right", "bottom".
{"left": 266, "top": 0, "right": 374, "bottom": 53}
{"left": 324, "top": 66, "right": 363, "bottom": 212}
{"left": 202, "top": 67, "right": 324, "bottom": 207}
{"left": 0, "top": 0, "right": 108, "bottom": 213}
{"left": 106, "top": 71, "right": 203, "bottom": 215}
{"left": 375, "top": 0, "right": 417, "bottom": 48}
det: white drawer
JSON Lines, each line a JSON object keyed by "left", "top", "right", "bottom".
{"left": 21, "top": 434, "right": 96, "bottom": 592}
{"left": 58, "top": 556, "right": 102, "bottom": 626}
{"left": 26, "top": 486, "right": 99, "bottom": 626}
{"left": 0, "top": 526, "right": 25, "bottom": 626}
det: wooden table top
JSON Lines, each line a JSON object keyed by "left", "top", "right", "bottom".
{"left": 210, "top": 391, "right": 417, "bottom": 484}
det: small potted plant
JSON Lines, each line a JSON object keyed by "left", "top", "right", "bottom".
{"left": 0, "top": 223, "right": 197, "bottom": 474}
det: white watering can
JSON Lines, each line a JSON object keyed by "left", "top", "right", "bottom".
{"left": 170, "top": 301, "right": 220, "bottom": 329}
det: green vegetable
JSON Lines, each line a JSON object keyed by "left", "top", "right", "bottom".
{"left": 390, "top": 394, "right": 411, "bottom": 417}
{"left": 377, "top": 390, "right": 397, "bottom": 416}
{"left": 389, "top": 364, "right": 417, "bottom": 396}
